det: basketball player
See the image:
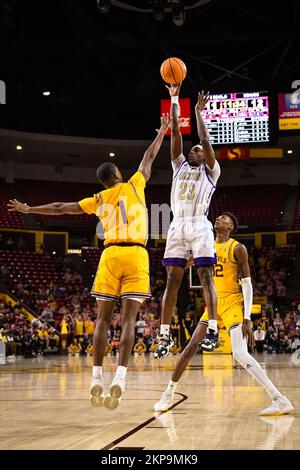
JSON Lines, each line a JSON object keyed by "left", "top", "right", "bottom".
{"left": 155, "top": 86, "right": 220, "bottom": 358}
{"left": 154, "top": 213, "right": 294, "bottom": 416}
{"left": 8, "top": 114, "right": 171, "bottom": 410}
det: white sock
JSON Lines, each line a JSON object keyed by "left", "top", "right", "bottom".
{"left": 230, "top": 325, "right": 282, "bottom": 401}
{"left": 160, "top": 324, "right": 170, "bottom": 336}
{"left": 208, "top": 319, "right": 218, "bottom": 333}
{"left": 167, "top": 380, "right": 178, "bottom": 393}
{"left": 93, "top": 366, "right": 103, "bottom": 378}
{"left": 115, "top": 366, "right": 127, "bottom": 380}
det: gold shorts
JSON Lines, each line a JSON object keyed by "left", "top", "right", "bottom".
{"left": 200, "top": 292, "right": 244, "bottom": 332}
{"left": 91, "top": 245, "right": 150, "bottom": 302}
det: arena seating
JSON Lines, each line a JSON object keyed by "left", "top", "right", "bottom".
{"left": 0, "top": 250, "right": 64, "bottom": 291}
{"left": 81, "top": 247, "right": 101, "bottom": 273}
{"left": 2, "top": 180, "right": 287, "bottom": 232}
{"left": 147, "top": 184, "right": 288, "bottom": 229}
{"left": 18, "top": 180, "right": 99, "bottom": 228}
{"left": 209, "top": 185, "right": 288, "bottom": 228}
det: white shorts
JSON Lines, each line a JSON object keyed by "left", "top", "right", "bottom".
{"left": 163, "top": 216, "right": 216, "bottom": 268}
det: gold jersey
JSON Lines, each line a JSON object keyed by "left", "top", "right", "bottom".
{"left": 79, "top": 171, "right": 147, "bottom": 246}
{"left": 213, "top": 238, "right": 241, "bottom": 297}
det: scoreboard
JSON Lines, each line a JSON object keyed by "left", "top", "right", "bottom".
{"left": 203, "top": 92, "right": 270, "bottom": 145}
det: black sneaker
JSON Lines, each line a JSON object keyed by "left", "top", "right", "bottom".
{"left": 199, "top": 329, "right": 219, "bottom": 352}
{"left": 153, "top": 334, "right": 174, "bottom": 359}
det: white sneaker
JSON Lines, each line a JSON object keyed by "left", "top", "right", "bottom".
{"left": 90, "top": 376, "right": 104, "bottom": 408}
{"left": 104, "top": 376, "right": 126, "bottom": 411}
{"left": 154, "top": 388, "right": 174, "bottom": 412}
{"left": 260, "top": 395, "right": 295, "bottom": 416}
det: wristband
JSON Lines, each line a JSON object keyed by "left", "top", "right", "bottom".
{"left": 171, "top": 96, "right": 179, "bottom": 105}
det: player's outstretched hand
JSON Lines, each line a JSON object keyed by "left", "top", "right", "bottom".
{"left": 242, "top": 319, "right": 255, "bottom": 348}
{"left": 165, "top": 83, "right": 181, "bottom": 97}
{"left": 157, "top": 113, "right": 171, "bottom": 134}
{"left": 195, "top": 90, "right": 210, "bottom": 112}
{"left": 7, "top": 199, "right": 30, "bottom": 213}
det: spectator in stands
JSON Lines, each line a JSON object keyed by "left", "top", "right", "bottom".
{"left": 254, "top": 326, "right": 265, "bottom": 353}
{"left": 68, "top": 338, "right": 81, "bottom": 356}
{"left": 136, "top": 312, "right": 146, "bottom": 338}
{"left": 265, "top": 326, "right": 278, "bottom": 353}
{"left": 84, "top": 315, "right": 95, "bottom": 339}
{"left": 150, "top": 340, "right": 158, "bottom": 355}
{"left": 48, "top": 328, "right": 59, "bottom": 351}
{"left": 111, "top": 331, "right": 120, "bottom": 355}
{"left": 104, "top": 341, "right": 112, "bottom": 356}
{"left": 38, "top": 325, "right": 49, "bottom": 350}
{"left": 182, "top": 312, "right": 194, "bottom": 345}
{"left": 133, "top": 337, "right": 147, "bottom": 356}
{"left": 143, "top": 321, "right": 152, "bottom": 351}
{"left": 74, "top": 314, "right": 84, "bottom": 342}
{"left": 273, "top": 312, "right": 283, "bottom": 331}
{"left": 170, "top": 314, "right": 180, "bottom": 346}
{"left": 60, "top": 314, "right": 70, "bottom": 352}
{"left": 40, "top": 306, "right": 54, "bottom": 324}
{"left": 86, "top": 342, "right": 93, "bottom": 356}
{"left": 31, "top": 331, "right": 42, "bottom": 355}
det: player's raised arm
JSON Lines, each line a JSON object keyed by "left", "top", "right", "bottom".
{"left": 7, "top": 199, "right": 84, "bottom": 215}
{"left": 234, "top": 243, "right": 254, "bottom": 346}
{"left": 195, "top": 90, "right": 216, "bottom": 170}
{"left": 167, "top": 84, "right": 183, "bottom": 162}
{"left": 138, "top": 113, "right": 171, "bottom": 182}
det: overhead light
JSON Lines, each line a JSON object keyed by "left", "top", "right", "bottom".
{"left": 153, "top": 2, "right": 165, "bottom": 21}
{"left": 172, "top": 2, "right": 185, "bottom": 27}
{"left": 109, "top": 152, "right": 115, "bottom": 157}
{"left": 43, "top": 91, "right": 51, "bottom": 96}
{"left": 287, "top": 149, "right": 293, "bottom": 154}
{"left": 16, "top": 145, "right": 22, "bottom": 150}
{"left": 96, "top": 0, "right": 110, "bottom": 14}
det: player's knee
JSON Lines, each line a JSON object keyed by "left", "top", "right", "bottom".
{"left": 166, "top": 271, "right": 182, "bottom": 290}
{"left": 198, "top": 267, "right": 214, "bottom": 288}
{"left": 122, "top": 316, "right": 136, "bottom": 327}
{"left": 97, "top": 312, "right": 111, "bottom": 326}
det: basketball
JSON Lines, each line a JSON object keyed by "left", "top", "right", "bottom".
{"left": 160, "top": 57, "right": 187, "bottom": 85}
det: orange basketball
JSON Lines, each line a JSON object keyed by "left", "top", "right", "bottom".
{"left": 160, "top": 57, "right": 187, "bottom": 85}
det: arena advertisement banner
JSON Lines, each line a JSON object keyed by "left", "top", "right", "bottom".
{"left": 160, "top": 98, "right": 191, "bottom": 135}
{"left": 218, "top": 146, "right": 250, "bottom": 160}
{"left": 278, "top": 92, "right": 300, "bottom": 130}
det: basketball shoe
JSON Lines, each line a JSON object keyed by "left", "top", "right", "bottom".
{"left": 199, "top": 329, "right": 219, "bottom": 352}
{"left": 90, "top": 376, "right": 104, "bottom": 407}
{"left": 154, "top": 334, "right": 174, "bottom": 359}
{"left": 154, "top": 388, "right": 174, "bottom": 412}
{"left": 104, "top": 376, "right": 126, "bottom": 411}
{"left": 260, "top": 395, "right": 294, "bottom": 416}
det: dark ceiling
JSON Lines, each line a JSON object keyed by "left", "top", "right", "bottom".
{"left": 0, "top": 0, "right": 300, "bottom": 139}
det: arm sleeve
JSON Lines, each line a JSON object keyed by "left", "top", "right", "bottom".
{"left": 171, "top": 153, "right": 186, "bottom": 173}
{"left": 78, "top": 195, "right": 98, "bottom": 215}
{"left": 128, "top": 171, "right": 146, "bottom": 188}
{"left": 205, "top": 160, "right": 221, "bottom": 183}
{"left": 241, "top": 277, "right": 253, "bottom": 320}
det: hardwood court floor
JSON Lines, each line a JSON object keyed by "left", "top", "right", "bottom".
{"left": 0, "top": 352, "right": 299, "bottom": 450}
